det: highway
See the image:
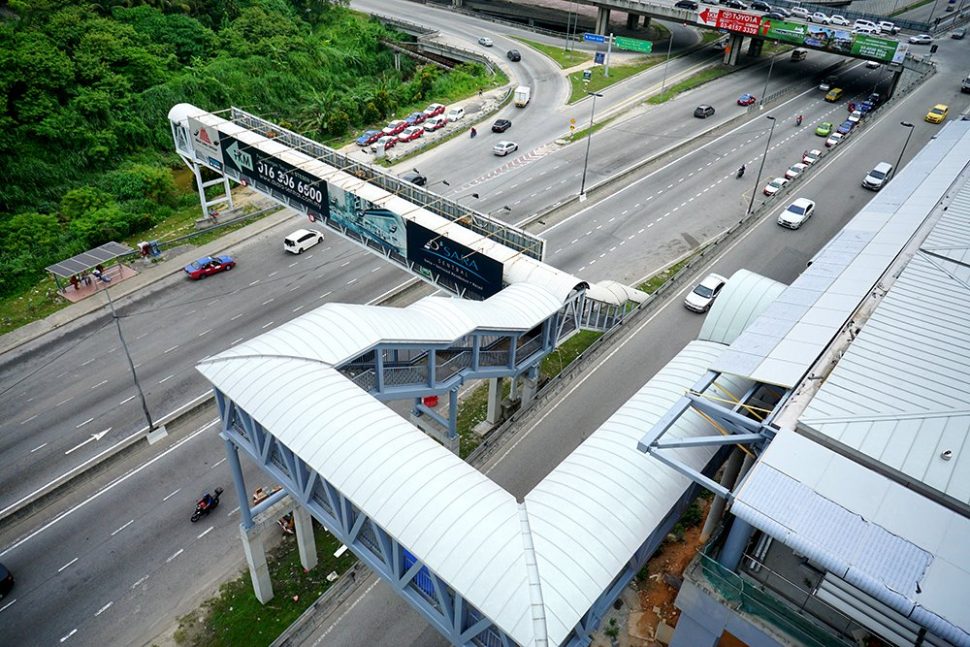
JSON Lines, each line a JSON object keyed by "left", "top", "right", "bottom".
{"left": 0, "top": 0, "right": 967, "bottom": 644}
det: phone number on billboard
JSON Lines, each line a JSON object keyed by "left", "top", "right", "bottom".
{"left": 255, "top": 159, "right": 325, "bottom": 211}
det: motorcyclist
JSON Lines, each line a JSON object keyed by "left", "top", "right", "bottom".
{"left": 796, "top": 114, "right": 803, "bottom": 126}
{"left": 737, "top": 164, "right": 746, "bottom": 178}
{"left": 470, "top": 127, "right": 477, "bottom": 138}
{"left": 198, "top": 492, "right": 215, "bottom": 510}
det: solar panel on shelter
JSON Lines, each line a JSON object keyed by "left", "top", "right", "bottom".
{"left": 45, "top": 242, "right": 134, "bottom": 278}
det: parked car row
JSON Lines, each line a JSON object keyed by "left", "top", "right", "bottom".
{"left": 356, "top": 104, "right": 468, "bottom": 154}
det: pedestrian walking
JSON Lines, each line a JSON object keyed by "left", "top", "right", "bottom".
{"left": 70, "top": 274, "right": 80, "bottom": 291}
{"left": 478, "top": 88, "right": 483, "bottom": 98}
{"left": 470, "top": 127, "right": 477, "bottom": 139}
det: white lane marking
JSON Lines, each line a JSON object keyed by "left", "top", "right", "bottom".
{"left": 288, "top": 262, "right": 298, "bottom": 268}
{"left": 268, "top": 271, "right": 278, "bottom": 278}
{"left": 90, "top": 380, "right": 108, "bottom": 390}
{"left": 347, "top": 278, "right": 358, "bottom": 285}
{"left": 292, "top": 305, "right": 303, "bottom": 313}
{"left": 261, "top": 321, "right": 275, "bottom": 329}
{"left": 228, "top": 506, "right": 240, "bottom": 517}
{"left": 162, "top": 488, "right": 181, "bottom": 502}
{"left": 111, "top": 520, "right": 134, "bottom": 536}
{"left": 30, "top": 443, "right": 47, "bottom": 453}
{"left": 119, "top": 395, "right": 136, "bottom": 405}
{"left": 198, "top": 329, "right": 212, "bottom": 337}
{"left": 21, "top": 414, "right": 38, "bottom": 424}
{"left": 58, "top": 557, "right": 79, "bottom": 572}
{"left": 319, "top": 291, "right": 332, "bottom": 300}
{"left": 197, "top": 526, "right": 214, "bottom": 539}
{"left": 340, "top": 261, "right": 350, "bottom": 267}
{"left": 131, "top": 575, "right": 149, "bottom": 589}
{"left": 231, "top": 337, "right": 244, "bottom": 345}
{"left": 230, "top": 313, "right": 243, "bottom": 321}
{"left": 0, "top": 599, "right": 16, "bottom": 613}
{"left": 76, "top": 418, "right": 93, "bottom": 428}
{"left": 60, "top": 628, "right": 77, "bottom": 643}
{"left": 212, "top": 458, "right": 226, "bottom": 468}
{"left": 248, "top": 280, "right": 260, "bottom": 286}
{"left": 370, "top": 267, "right": 380, "bottom": 273}
{"left": 159, "top": 375, "right": 175, "bottom": 384}
{"left": 0, "top": 421, "right": 218, "bottom": 558}
{"left": 166, "top": 549, "right": 184, "bottom": 563}
{"left": 95, "top": 601, "right": 113, "bottom": 616}
{"left": 80, "top": 358, "right": 95, "bottom": 367}
{"left": 262, "top": 298, "right": 274, "bottom": 305}
{"left": 163, "top": 345, "right": 179, "bottom": 354}
{"left": 65, "top": 428, "right": 111, "bottom": 455}
{"left": 313, "top": 579, "right": 381, "bottom": 645}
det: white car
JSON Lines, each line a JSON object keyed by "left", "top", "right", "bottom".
{"left": 830, "top": 15, "right": 850, "bottom": 26}
{"left": 909, "top": 34, "right": 933, "bottom": 44}
{"left": 370, "top": 135, "right": 396, "bottom": 153}
{"left": 478, "top": 37, "right": 494, "bottom": 47}
{"left": 878, "top": 21, "right": 900, "bottom": 35}
{"left": 785, "top": 163, "right": 808, "bottom": 180}
{"left": 778, "top": 198, "right": 815, "bottom": 229}
{"left": 853, "top": 19, "right": 880, "bottom": 32}
{"left": 684, "top": 273, "right": 728, "bottom": 313}
{"left": 493, "top": 141, "right": 519, "bottom": 156}
{"left": 847, "top": 110, "right": 863, "bottom": 124}
{"left": 446, "top": 107, "right": 465, "bottom": 122}
{"left": 854, "top": 25, "right": 879, "bottom": 35}
{"left": 763, "top": 177, "right": 789, "bottom": 196}
{"left": 809, "top": 11, "right": 830, "bottom": 23}
{"left": 826, "top": 132, "right": 844, "bottom": 147}
{"left": 283, "top": 229, "right": 324, "bottom": 254}
{"left": 791, "top": 7, "right": 810, "bottom": 18}
{"left": 802, "top": 149, "right": 822, "bottom": 165}
{"left": 865, "top": 60, "right": 881, "bottom": 69}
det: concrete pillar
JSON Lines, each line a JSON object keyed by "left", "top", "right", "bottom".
{"left": 723, "top": 33, "right": 743, "bottom": 65}
{"left": 887, "top": 68, "right": 902, "bottom": 98}
{"left": 700, "top": 449, "right": 744, "bottom": 543}
{"left": 642, "top": 16, "right": 651, "bottom": 30}
{"left": 626, "top": 13, "right": 639, "bottom": 29}
{"left": 747, "top": 37, "right": 764, "bottom": 57}
{"left": 224, "top": 437, "right": 253, "bottom": 529}
{"left": 240, "top": 524, "right": 273, "bottom": 603}
{"left": 485, "top": 377, "right": 503, "bottom": 424}
{"left": 520, "top": 374, "right": 538, "bottom": 409}
{"left": 595, "top": 6, "right": 611, "bottom": 35}
{"left": 294, "top": 506, "right": 317, "bottom": 571}
{"left": 669, "top": 611, "right": 722, "bottom": 647}
{"left": 718, "top": 515, "right": 755, "bottom": 572}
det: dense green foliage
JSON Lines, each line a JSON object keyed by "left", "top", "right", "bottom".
{"left": 0, "top": 0, "right": 492, "bottom": 298}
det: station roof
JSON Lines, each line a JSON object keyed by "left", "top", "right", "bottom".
{"left": 45, "top": 242, "right": 133, "bottom": 278}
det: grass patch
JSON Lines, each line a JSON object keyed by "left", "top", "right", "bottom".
{"left": 540, "top": 330, "right": 602, "bottom": 380}
{"left": 175, "top": 521, "right": 355, "bottom": 647}
{"left": 511, "top": 36, "right": 591, "bottom": 69}
{"left": 646, "top": 66, "right": 734, "bottom": 105}
{"left": 638, "top": 256, "right": 693, "bottom": 293}
{"left": 566, "top": 118, "right": 612, "bottom": 142}
{"left": 0, "top": 283, "right": 69, "bottom": 335}
{"left": 568, "top": 57, "right": 659, "bottom": 103}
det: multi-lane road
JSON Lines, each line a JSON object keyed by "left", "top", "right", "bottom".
{"left": 0, "top": 0, "right": 967, "bottom": 644}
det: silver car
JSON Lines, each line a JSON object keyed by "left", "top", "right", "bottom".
{"left": 493, "top": 141, "right": 519, "bottom": 156}
{"left": 778, "top": 198, "right": 815, "bottom": 229}
{"left": 684, "top": 273, "right": 728, "bottom": 312}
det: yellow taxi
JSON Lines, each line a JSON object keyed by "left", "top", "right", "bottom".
{"left": 824, "top": 87, "right": 844, "bottom": 102}
{"left": 925, "top": 104, "right": 949, "bottom": 123}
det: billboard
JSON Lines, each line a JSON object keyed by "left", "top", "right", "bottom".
{"left": 406, "top": 222, "right": 504, "bottom": 299}
{"left": 756, "top": 18, "right": 903, "bottom": 62}
{"left": 189, "top": 117, "right": 225, "bottom": 170}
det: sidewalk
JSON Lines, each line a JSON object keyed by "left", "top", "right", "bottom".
{"left": 0, "top": 199, "right": 293, "bottom": 358}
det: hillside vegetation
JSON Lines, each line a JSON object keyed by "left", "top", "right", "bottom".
{"left": 0, "top": 0, "right": 492, "bottom": 298}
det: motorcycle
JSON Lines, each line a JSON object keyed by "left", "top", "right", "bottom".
{"left": 737, "top": 165, "right": 746, "bottom": 179}
{"left": 796, "top": 115, "right": 803, "bottom": 126}
{"left": 190, "top": 487, "right": 224, "bottom": 522}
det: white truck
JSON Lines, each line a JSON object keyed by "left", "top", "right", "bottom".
{"left": 514, "top": 85, "right": 531, "bottom": 108}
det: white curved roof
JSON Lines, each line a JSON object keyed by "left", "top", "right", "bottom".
{"left": 211, "top": 283, "right": 563, "bottom": 367}
{"left": 699, "top": 269, "right": 787, "bottom": 345}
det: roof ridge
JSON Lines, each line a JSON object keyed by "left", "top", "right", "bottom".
{"left": 517, "top": 502, "right": 549, "bottom": 647}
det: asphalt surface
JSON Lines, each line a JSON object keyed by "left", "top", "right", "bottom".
{"left": 0, "top": 1, "right": 967, "bottom": 645}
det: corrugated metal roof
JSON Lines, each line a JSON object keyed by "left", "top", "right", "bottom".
{"left": 699, "top": 269, "right": 788, "bottom": 345}
{"left": 712, "top": 124, "right": 970, "bottom": 387}
{"left": 735, "top": 431, "right": 970, "bottom": 646}
{"left": 525, "top": 340, "right": 752, "bottom": 645}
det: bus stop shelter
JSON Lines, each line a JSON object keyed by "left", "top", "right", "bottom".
{"left": 46, "top": 242, "right": 137, "bottom": 302}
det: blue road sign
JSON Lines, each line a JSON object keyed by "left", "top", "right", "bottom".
{"left": 583, "top": 33, "right": 606, "bottom": 43}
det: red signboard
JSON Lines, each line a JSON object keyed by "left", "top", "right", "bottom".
{"left": 697, "top": 7, "right": 764, "bottom": 35}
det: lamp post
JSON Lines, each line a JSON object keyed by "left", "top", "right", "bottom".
{"left": 579, "top": 91, "right": 604, "bottom": 200}
{"left": 660, "top": 29, "right": 676, "bottom": 92}
{"left": 103, "top": 286, "right": 158, "bottom": 435}
{"left": 746, "top": 115, "right": 776, "bottom": 216}
{"left": 895, "top": 122, "right": 915, "bottom": 176}
{"left": 760, "top": 52, "right": 777, "bottom": 108}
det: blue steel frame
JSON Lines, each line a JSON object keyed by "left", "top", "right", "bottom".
{"left": 215, "top": 389, "right": 517, "bottom": 647}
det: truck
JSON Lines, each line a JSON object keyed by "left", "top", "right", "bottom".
{"left": 514, "top": 85, "right": 531, "bottom": 108}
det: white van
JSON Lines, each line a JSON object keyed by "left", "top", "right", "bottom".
{"left": 862, "top": 162, "right": 893, "bottom": 191}
{"left": 284, "top": 229, "right": 324, "bottom": 254}
{"left": 446, "top": 107, "right": 465, "bottom": 122}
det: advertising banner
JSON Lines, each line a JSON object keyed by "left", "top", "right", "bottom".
{"left": 219, "top": 134, "right": 327, "bottom": 215}
{"left": 406, "top": 222, "right": 504, "bottom": 299}
{"left": 324, "top": 183, "right": 409, "bottom": 260}
{"left": 758, "top": 18, "right": 902, "bottom": 62}
{"left": 851, "top": 34, "right": 904, "bottom": 63}
{"left": 189, "top": 117, "right": 224, "bottom": 170}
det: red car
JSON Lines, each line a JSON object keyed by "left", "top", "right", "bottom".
{"left": 737, "top": 93, "right": 756, "bottom": 106}
{"left": 184, "top": 255, "right": 235, "bottom": 280}
{"left": 423, "top": 103, "right": 446, "bottom": 117}
{"left": 398, "top": 126, "right": 424, "bottom": 142}
{"left": 423, "top": 116, "right": 447, "bottom": 131}
{"left": 383, "top": 120, "right": 408, "bottom": 136}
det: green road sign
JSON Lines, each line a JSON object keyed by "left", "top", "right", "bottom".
{"left": 614, "top": 36, "right": 653, "bottom": 53}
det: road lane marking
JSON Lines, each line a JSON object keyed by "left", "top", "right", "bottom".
{"left": 340, "top": 261, "right": 350, "bottom": 267}
{"left": 163, "top": 345, "right": 179, "bottom": 354}
{"left": 131, "top": 575, "right": 149, "bottom": 589}
{"left": 80, "top": 358, "right": 95, "bottom": 366}
{"left": 197, "top": 526, "right": 214, "bottom": 539}
{"left": 59, "top": 629, "right": 77, "bottom": 642}
{"left": 162, "top": 488, "right": 181, "bottom": 502}
{"left": 231, "top": 337, "right": 244, "bottom": 345}
{"left": 58, "top": 557, "right": 79, "bottom": 573}
{"left": 347, "top": 278, "right": 358, "bottom": 285}
{"left": 21, "top": 415, "right": 37, "bottom": 424}
{"left": 261, "top": 321, "right": 274, "bottom": 329}
{"left": 292, "top": 305, "right": 303, "bottom": 313}
{"left": 0, "top": 599, "right": 15, "bottom": 613}
{"left": 230, "top": 313, "right": 243, "bottom": 321}
{"left": 228, "top": 506, "right": 240, "bottom": 516}
{"left": 76, "top": 418, "right": 93, "bottom": 428}
{"left": 212, "top": 457, "right": 226, "bottom": 468}
{"left": 90, "top": 380, "right": 108, "bottom": 389}
{"left": 159, "top": 375, "right": 175, "bottom": 384}
{"left": 262, "top": 298, "right": 274, "bottom": 305}
{"left": 119, "top": 395, "right": 136, "bottom": 405}
{"left": 95, "top": 602, "right": 113, "bottom": 616}
{"left": 198, "top": 329, "right": 212, "bottom": 337}
{"left": 319, "top": 291, "right": 332, "bottom": 300}
{"left": 65, "top": 428, "right": 111, "bottom": 455}
{"left": 30, "top": 443, "right": 47, "bottom": 453}
{"left": 166, "top": 549, "right": 184, "bottom": 563}
{"left": 268, "top": 271, "right": 278, "bottom": 277}
{"left": 248, "top": 280, "right": 260, "bottom": 286}
{"left": 289, "top": 262, "right": 298, "bottom": 268}
{"left": 111, "top": 520, "right": 134, "bottom": 536}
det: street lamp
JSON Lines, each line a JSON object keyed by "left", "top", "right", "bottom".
{"left": 895, "top": 122, "right": 915, "bottom": 176}
{"left": 746, "top": 115, "right": 776, "bottom": 216}
{"left": 760, "top": 51, "right": 777, "bottom": 108}
{"left": 579, "top": 91, "right": 604, "bottom": 200}
{"left": 660, "top": 29, "right": 676, "bottom": 92}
